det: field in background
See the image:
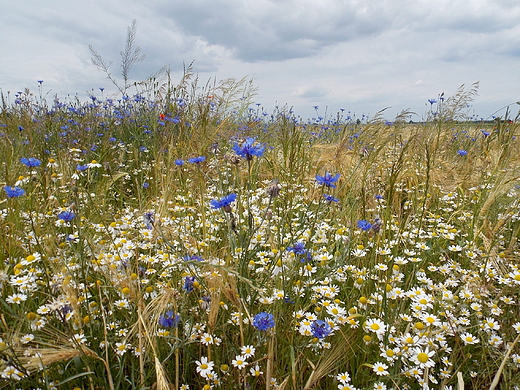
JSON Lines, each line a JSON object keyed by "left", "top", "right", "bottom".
{"left": 1, "top": 75, "right": 519, "bottom": 390}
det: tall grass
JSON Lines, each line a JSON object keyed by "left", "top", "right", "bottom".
{"left": 1, "top": 76, "right": 519, "bottom": 390}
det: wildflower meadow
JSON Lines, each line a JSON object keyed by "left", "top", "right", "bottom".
{"left": 1, "top": 69, "right": 520, "bottom": 390}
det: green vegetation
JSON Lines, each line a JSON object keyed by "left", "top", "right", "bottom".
{"left": 1, "top": 72, "right": 519, "bottom": 390}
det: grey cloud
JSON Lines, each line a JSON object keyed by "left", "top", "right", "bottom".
{"left": 151, "top": 0, "right": 395, "bottom": 62}
{"left": 407, "top": 1, "right": 520, "bottom": 34}
{"left": 294, "top": 86, "right": 328, "bottom": 99}
{"left": 151, "top": 0, "right": 520, "bottom": 63}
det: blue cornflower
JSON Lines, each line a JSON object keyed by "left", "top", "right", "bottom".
{"left": 76, "top": 164, "right": 89, "bottom": 171}
{"left": 232, "top": 137, "right": 265, "bottom": 161}
{"left": 253, "top": 312, "right": 275, "bottom": 331}
{"left": 20, "top": 157, "right": 42, "bottom": 167}
{"left": 287, "top": 242, "right": 307, "bottom": 256}
{"left": 57, "top": 210, "right": 75, "bottom": 222}
{"left": 142, "top": 182, "right": 149, "bottom": 189}
{"left": 61, "top": 304, "right": 73, "bottom": 315}
{"left": 372, "top": 217, "right": 383, "bottom": 233}
{"left": 311, "top": 320, "right": 332, "bottom": 339}
{"left": 184, "top": 276, "right": 196, "bottom": 292}
{"left": 357, "top": 220, "right": 372, "bottom": 231}
{"left": 457, "top": 149, "right": 468, "bottom": 156}
{"left": 4, "top": 186, "right": 25, "bottom": 198}
{"left": 143, "top": 211, "right": 154, "bottom": 229}
{"left": 188, "top": 156, "right": 206, "bottom": 164}
{"left": 287, "top": 242, "right": 312, "bottom": 262}
{"left": 158, "top": 311, "right": 180, "bottom": 328}
{"left": 315, "top": 172, "right": 340, "bottom": 188}
{"left": 184, "top": 255, "right": 204, "bottom": 262}
{"left": 323, "top": 194, "right": 339, "bottom": 203}
{"left": 481, "top": 130, "right": 490, "bottom": 137}
{"left": 175, "top": 159, "right": 185, "bottom": 166}
{"left": 428, "top": 98, "right": 437, "bottom": 105}
{"left": 210, "top": 193, "right": 237, "bottom": 211}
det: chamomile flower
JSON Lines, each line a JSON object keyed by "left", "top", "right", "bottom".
{"left": 114, "top": 299, "right": 130, "bottom": 309}
{"left": 115, "top": 342, "right": 130, "bottom": 355}
{"left": 364, "top": 318, "right": 387, "bottom": 335}
{"left": 372, "top": 362, "right": 389, "bottom": 376}
{"left": 20, "top": 333, "right": 35, "bottom": 344}
{"left": 488, "top": 333, "right": 503, "bottom": 347}
{"left": 338, "top": 384, "right": 358, "bottom": 390}
{"left": 240, "top": 345, "right": 256, "bottom": 358}
{"left": 336, "top": 371, "right": 351, "bottom": 384}
{"left": 420, "top": 312, "right": 441, "bottom": 327}
{"left": 326, "top": 304, "right": 347, "bottom": 317}
{"left": 482, "top": 317, "right": 500, "bottom": 332}
{"left": 448, "top": 244, "right": 463, "bottom": 252}
{"left": 1, "top": 365, "right": 25, "bottom": 380}
{"left": 6, "top": 293, "right": 27, "bottom": 305}
{"left": 72, "top": 333, "right": 88, "bottom": 344}
{"left": 380, "top": 346, "right": 400, "bottom": 362}
{"left": 411, "top": 347, "right": 436, "bottom": 368}
{"left": 195, "top": 356, "right": 215, "bottom": 378}
{"left": 250, "top": 364, "right": 263, "bottom": 376}
{"left": 460, "top": 332, "right": 479, "bottom": 345}
{"left": 200, "top": 333, "right": 214, "bottom": 345}
{"left": 232, "top": 355, "right": 248, "bottom": 369}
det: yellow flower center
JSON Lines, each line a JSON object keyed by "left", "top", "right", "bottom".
{"left": 417, "top": 352, "right": 429, "bottom": 363}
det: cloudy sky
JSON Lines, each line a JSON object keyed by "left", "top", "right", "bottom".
{"left": 1, "top": 0, "right": 520, "bottom": 121}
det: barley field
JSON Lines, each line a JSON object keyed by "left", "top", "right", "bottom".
{"left": 1, "top": 74, "right": 519, "bottom": 390}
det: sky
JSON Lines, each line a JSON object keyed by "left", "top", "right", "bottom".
{"left": 1, "top": 0, "right": 520, "bottom": 121}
